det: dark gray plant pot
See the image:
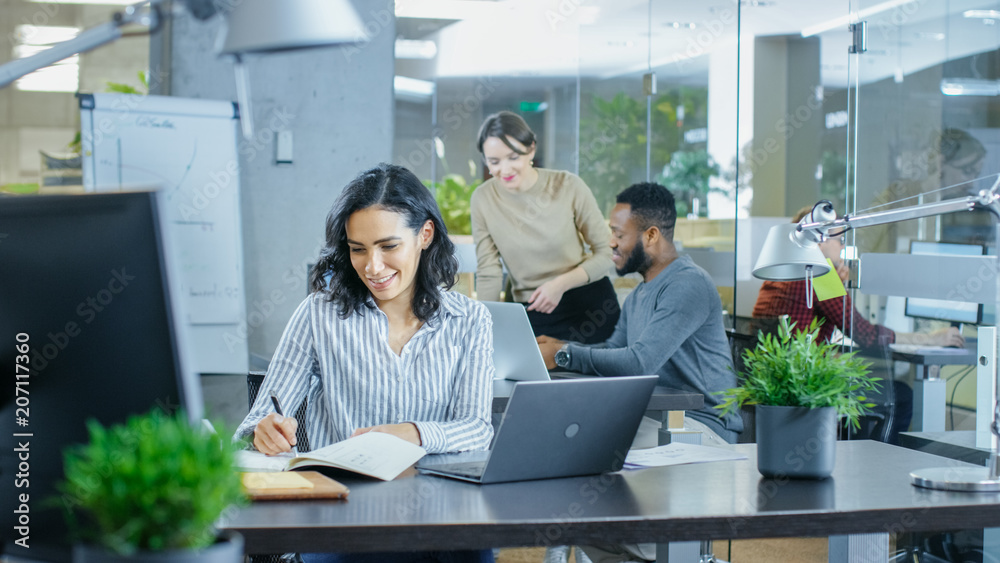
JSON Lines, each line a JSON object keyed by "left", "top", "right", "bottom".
{"left": 755, "top": 405, "right": 837, "bottom": 479}
{"left": 73, "top": 530, "right": 243, "bottom": 563}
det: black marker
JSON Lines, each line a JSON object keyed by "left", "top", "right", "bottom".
{"left": 269, "top": 391, "right": 299, "bottom": 456}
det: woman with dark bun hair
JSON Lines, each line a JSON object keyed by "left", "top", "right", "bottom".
{"left": 473, "top": 112, "right": 605, "bottom": 563}
{"left": 472, "top": 111, "right": 619, "bottom": 346}
{"left": 236, "top": 163, "right": 495, "bottom": 563}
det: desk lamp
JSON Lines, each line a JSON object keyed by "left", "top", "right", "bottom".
{"left": 0, "top": 0, "right": 365, "bottom": 139}
{"left": 752, "top": 180, "right": 1000, "bottom": 491}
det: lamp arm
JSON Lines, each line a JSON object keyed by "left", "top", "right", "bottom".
{"left": 0, "top": 1, "right": 158, "bottom": 89}
{"left": 798, "top": 178, "right": 1000, "bottom": 239}
{"left": 803, "top": 196, "right": 979, "bottom": 234}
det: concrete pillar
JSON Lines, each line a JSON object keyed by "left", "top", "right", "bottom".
{"left": 150, "top": 0, "right": 395, "bottom": 360}
{"left": 749, "top": 35, "right": 823, "bottom": 218}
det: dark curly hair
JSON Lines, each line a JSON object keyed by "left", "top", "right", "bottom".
{"left": 309, "top": 163, "right": 458, "bottom": 322}
{"left": 615, "top": 182, "right": 677, "bottom": 239}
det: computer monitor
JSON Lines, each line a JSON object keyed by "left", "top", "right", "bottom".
{"left": 0, "top": 191, "right": 202, "bottom": 561}
{"left": 904, "top": 241, "right": 984, "bottom": 325}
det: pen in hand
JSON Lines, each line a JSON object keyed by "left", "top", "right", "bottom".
{"left": 269, "top": 391, "right": 299, "bottom": 457}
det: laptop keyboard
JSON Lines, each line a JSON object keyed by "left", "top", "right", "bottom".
{"left": 433, "top": 461, "right": 485, "bottom": 478}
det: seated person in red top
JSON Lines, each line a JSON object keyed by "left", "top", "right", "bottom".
{"left": 753, "top": 206, "right": 964, "bottom": 443}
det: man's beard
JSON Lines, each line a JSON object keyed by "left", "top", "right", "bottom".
{"left": 615, "top": 242, "right": 650, "bottom": 276}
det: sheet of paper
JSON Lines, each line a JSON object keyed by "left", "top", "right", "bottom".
{"left": 235, "top": 450, "right": 293, "bottom": 472}
{"left": 814, "top": 258, "right": 847, "bottom": 301}
{"left": 296, "top": 432, "right": 426, "bottom": 481}
{"left": 242, "top": 471, "right": 314, "bottom": 490}
{"left": 623, "top": 442, "right": 748, "bottom": 469}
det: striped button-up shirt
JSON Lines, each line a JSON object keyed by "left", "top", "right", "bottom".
{"left": 235, "top": 291, "right": 495, "bottom": 454}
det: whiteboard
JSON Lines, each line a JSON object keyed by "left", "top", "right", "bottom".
{"left": 80, "top": 93, "right": 248, "bottom": 374}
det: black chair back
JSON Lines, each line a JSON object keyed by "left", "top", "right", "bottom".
{"left": 247, "top": 371, "right": 311, "bottom": 453}
{"left": 727, "top": 330, "right": 759, "bottom": 444}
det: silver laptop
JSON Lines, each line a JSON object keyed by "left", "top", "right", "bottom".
{"left": 416, "top": 375, "right": 658, "bottom": 484}
{"left": 483, "top": 301, "right": 550, "bottom": 381}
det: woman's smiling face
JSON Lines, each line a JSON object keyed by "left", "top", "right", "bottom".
{"left": 345, "top": 206, "right": 432, "bottom": 308}
{"left": 481, "top": 135, "right": 537, "bottom": 192}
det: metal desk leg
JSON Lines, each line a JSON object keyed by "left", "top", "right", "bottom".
{"left": 655, "top": 410, "right": 702, "bottom": 561}
{"left": 985, "top": 527, "right": 1000, "bottom": 561}
{"left": 655, "top": 541, "right": 700, "bottom": 562}
{"left": 829, "top": 533, "right": 889, "bottom": 562}
{"left": 912, "top": 369, "right": 946, "bottom": 432}
{"left": 657, "top": 411, "right": 703, "bottom": 446}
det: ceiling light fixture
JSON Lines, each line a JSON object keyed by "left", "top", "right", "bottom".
{"left": 940, "top": 78, "right": 1000, "bottom": 96}
{"left": 11, "top": 25, "right": 82, "bottom": 92}
{"left": 394, "top": 75, "right": 435, "bottom": 102}
{"left": 964, "top": 9, "right": 1000, "bottom": 19}
{"left": 395, "top": 39, "right": 438, "bottom": 60}
{"left": 394, "top": 0, "right": 503, "bottom": 21}
{"left": 801, "top": 0, "right": 915, "bottom": 37}
{"left": 27, "top": 0, "right": 137, "bottom": 4}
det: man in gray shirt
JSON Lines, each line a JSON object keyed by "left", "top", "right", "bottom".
{"left": 538, "top": 181, "right": 743, "bottom": 444}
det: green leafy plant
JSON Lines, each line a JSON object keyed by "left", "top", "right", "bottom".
{"left": 425, "top": 174, "right": 481, "bottom": 236}
{"left": 58, "top": 409, "right": 246, "bottom": 555}
{"left": 104, "top": 70, "right": 149, "bottom": 95}
{"left": 716, "top": 317, "right": 880, "bottom": 429}
{"left": 657, "top": 149, "right": 722, "bottom": 217}
{"left": 578, "top": 87, "right": 710, "bottom": 215}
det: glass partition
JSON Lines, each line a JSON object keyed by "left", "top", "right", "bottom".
{"left": 851, "top": 0, "right": 1000, "bottom": 432}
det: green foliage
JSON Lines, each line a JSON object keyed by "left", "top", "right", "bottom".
{"left": 657, "top": 149, "right": 721, "bottom": 217}
{"left": 578, "top": 87, "right": 709, "bottom": 215}
{"left": 716, "top": 317, "right": 881, "bottom": 429}
{"left": 105, "top": 71, "right": 149, "bottom": 95}
{"left": 425, "top": 174, "right": 481, "bottom": 236}
{"left": 819, "top": 150, "right": 848, "bottom": 214}
{"left": 67, "top": 131, "right": 82, "bottom": 154}
{"left": 58, "top": 409, "right": 246, "bottom": 555}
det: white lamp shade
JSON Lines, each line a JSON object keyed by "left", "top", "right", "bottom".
{"left": 217, "top": 0, "right": 366, "bottom": 55}
{"left": 752, "top": 223, "right": 831, "bottom": 281}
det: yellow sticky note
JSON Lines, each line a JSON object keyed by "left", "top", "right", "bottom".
{"left": 813, "top": 258, "right": 847, "bottom": 301}
{"left": 242, "top": 472, "right": 314, "bottom": 490}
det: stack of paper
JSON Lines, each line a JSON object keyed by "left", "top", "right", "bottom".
{"left": 623, "top": 442, "right": 747, "bottom": 469}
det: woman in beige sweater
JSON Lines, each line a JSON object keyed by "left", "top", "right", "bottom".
{"left": 471, "top": 111, "right": 619, "bottom": 344}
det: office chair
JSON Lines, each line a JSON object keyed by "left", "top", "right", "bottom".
{"left": 246, "top": 372, "right": 310, "bottom": 563}
{"left": 247, "top": 371, "right": 311, "bottom": 453}
{"left": 727, "top": 329, "right": 759, "bottom": 445}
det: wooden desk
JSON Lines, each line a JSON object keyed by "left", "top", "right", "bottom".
{"left": 221, "top": 441, "right": 1000, "bottom": 559}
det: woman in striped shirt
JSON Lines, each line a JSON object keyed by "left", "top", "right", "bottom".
{"left": 237, "top": 164, "right": 496, "bottom": 562}
{"left": 238, "top": 162, "right": 495, "bottom": 459}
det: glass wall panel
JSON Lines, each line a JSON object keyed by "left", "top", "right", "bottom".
{"left": 732, "top": 3, "right": 850, "bottom": 326}
{"left": 852, "top": 0, "right": 1000, "bottom": 431}
{"left": 648, "top": 2, "right": 740, "bottom": 317}
{"left": 577, "top": 2, "right": 652, "bottom": 216}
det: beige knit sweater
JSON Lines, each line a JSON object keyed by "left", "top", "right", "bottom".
{"left": 470, "top": 168, "right": 613, "bottom": 302}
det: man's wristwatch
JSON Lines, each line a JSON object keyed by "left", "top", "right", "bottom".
{"left": 554, "top": 344, "right": 571, "bottom": 369}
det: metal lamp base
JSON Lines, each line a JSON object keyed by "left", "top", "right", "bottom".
{"left": 911, "top": 467, "right": 1000, "bottom": 492}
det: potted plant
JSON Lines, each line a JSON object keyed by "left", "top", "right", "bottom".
{"left": 58, "top": 409, "right": 247, "bottom": 562}
{"left": 425, "top": 173, "right": 482, "bottom": 237}
{"left": 717, "top": 317, "right": 880, "bottom": 479}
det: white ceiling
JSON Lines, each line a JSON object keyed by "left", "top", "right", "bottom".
{"left": 400, "top": 0, "right": 1000, "bottom": 88}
